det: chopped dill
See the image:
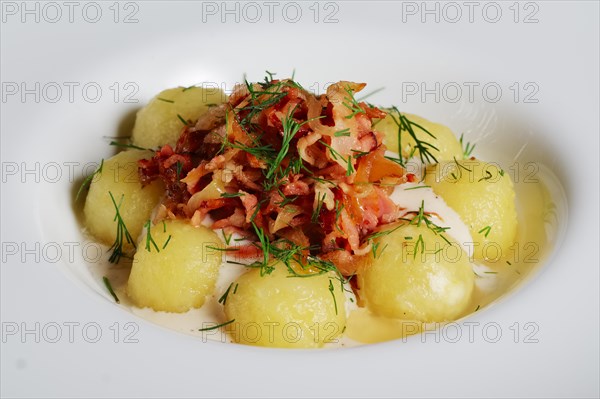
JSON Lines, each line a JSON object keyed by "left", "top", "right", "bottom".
{"left": 198, "top": 319, "right": 235, "bottom": 332}
{"left": 312, "top": 192, "right": 327, "bottom": 223}
{"left": 342, "top": 85, "right": 366, "bottom": 119}
{"left": 387, "top": 106, "right": 439, "bottom": 165}
{"left": 478, "top": 170, "right": 493, "bottom": 182}
{"left": 460, "top": 133, "right": 476, "bottom": 159}
{"left": 334, "top": 128, "right": 351, "bottom": 137}
{"left": 177, "top": 114, "right": 189, "bottom": 125}
{"left": 75, "top": 159, "right": 104, "bottom": 201}
{"left": 144, "top": 220, "right": 160, "bottom": 253}
{"left": 108, "top": 192, "right": 136, "bottom": 264}
{"left": 413, "top": 234, "right": 425, "bottom": 259}
{"left": 102, "top": 276, "right": 120, "bottom": 303}
{"left": 478, "top": 226, "right": 492, "bottom": 238}
{"left": 109, "top": 141, "right": 150, "bottom": 151}
{"left": 220, "top": 192, "right": 245, "bottom": 198}
{"left": 222, "top": 229, "right": 233, "bottom": 245}
{"left": 162, "top": 235, "right": 172, "bottom": 250}
{"left": 404, "top": 185, "right": 431, "bottom": 191}
{"left": 218, "top": 283, "right": 234, "bottom": 305}
{"left": 328, "top": 279, "right": 339, "bottom": 315}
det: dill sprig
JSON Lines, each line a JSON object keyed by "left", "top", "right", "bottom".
{"left": 162, "top": 235, "right": 172, "bottom": 249}
{"left": 218, "top": 282, "right": 235, "bottom": 305}
{"left": 460, "top": 133, "right": 476, "bottom": 159}
{"left": 109, "top": 141, "right": 151, "bottom": 151}
{"left": 177, "top": 114, "right": 190, "bottom": 126}
{"left": 143, "top": 220, "right": 160, "bottom": 253}
{"left": 265, "top": 107, "right": 302, "bottom": 180}
{"left": 413, "top": 234, "right": 425, "bottom": 259}
{"left": 247, "top": 222, "right": 347, "bottom": 285}
{"left": 238, "top": 77, "right": 288, "bottom": 127}
{"left": 319, "top": 140, "right": 354, "bottom": 176}
{"left": 387, "top": 107, "right": 439, "bottom": 165}
{"left": 75, "top": 159, "right": 104, "bottom": 201}
{"left": 478, "top": 170, "right": 494, "bottom": 182}
{"left": 102, "top": 276, "right": 120, "bottom": 303}
{"left": 198, "top": 319, "right": 236, "bottom": 332}
{"left": 251, "top": 222, "right": 274, "bottom": 276}
{"left": 402, "top": 200, "right": 452, "bottom": 245}
{"left": 222, "top": 229, "right": 233, "bottom": 245}
{"left": 450, "top": 156, "right": 472, "bottom": 180}
{"left": 404, "top": 185, "right": 431, "bottom": 191}
{"left": 220, "top": 192, "right": 245, "bottom": 198}
{"left": 342, "top": 85, "right": 366, "bottom": 119}
{"left": 328, "top": 279, "right": 338, "bottom": 315}
{"left": 334, "top": 128, "right": 351, "bottom": 137}
{"left": 312, "top": 192, "right": 327, "bottom": 223}
{"left": 364, "top": 224, "right": 403, "bottom": 259}
{"left": 478, "top": 225, "right": 492, "bottom": 238}
{"left": 108, "top": 192, "right": 136, "bottom": 263}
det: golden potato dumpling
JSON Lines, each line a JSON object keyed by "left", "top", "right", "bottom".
{"left": 358, "top": 223, "right": 474, "bottom": 322}
{"left": 131, "top": 86, "right": 226, "bottom": 148}
{"left": 425, "top": 159, "right": 518, "bottom": 261}
{"left": 128, "top": 220, "right": 222, "bottom": 312}
{"left": 224, "top": 263, "right": 347, "bottom": 348}
{"left": 374, "top": 110, "right": 463, "bottom": 162}
{"left": 83, "top": 150, "right": 164, "bottom": 249}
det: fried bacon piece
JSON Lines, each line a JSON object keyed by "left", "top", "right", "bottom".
{"left": 139, "top": 78, "right": 405, "bottom": 276}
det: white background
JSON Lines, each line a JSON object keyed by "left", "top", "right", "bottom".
{"left": 1, "top": 1, "right": 599, "bottom": 398}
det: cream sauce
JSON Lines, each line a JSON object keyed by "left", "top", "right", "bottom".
{"left": 91, "top": 163, "right": 561, "bottom": 348}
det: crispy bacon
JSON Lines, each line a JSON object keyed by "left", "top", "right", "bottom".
{"left": 138, "top": 78, "right": 406, "bottom": 275}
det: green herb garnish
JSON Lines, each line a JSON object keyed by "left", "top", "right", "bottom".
{"left": 102, "top": 276, "right": 120, "bottom": 303}
{"left": 198, "top": 319, "right": 235, "bottom": 332}
{"left": 478, "top": 226, "right": 492, "bottom": 238}
{"left": 460, "top": 133, "right": 476, "bottom": 159}
{"left": 108, "top": 192, "right": 136, "bottom": 263}
{"left": 75, "top": 159, "right": 104, "bottom": 201}
{"left": 144, "top": 220, "right": 160, "bottom": 253}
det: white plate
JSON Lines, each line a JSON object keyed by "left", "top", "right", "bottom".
{"left": 1, "top": 1, "right": 598, "bottom": 397}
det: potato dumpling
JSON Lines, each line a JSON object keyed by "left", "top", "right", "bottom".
{"left": 128, "top": 220, "right": 222, "bottom": 312}
{"left": 424, "top": 159, "right": 517, "bottom": 261}
{"left": 83, "top": 150, "right": 164, "bottom": 248}
{"left": 223, "top": 263, "right": 347, "bottom": 348}
{"left": 374, "top": 110, "right": 463, "bottom": 162}
{"left": 358, "top": 223, "right": 474, "bottom": 322}
{"left": 131, "top": 86, "right": 226, "bottom": 148}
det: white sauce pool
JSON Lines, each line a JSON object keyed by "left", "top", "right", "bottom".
{"left": 90, "top": 157, "right": 560, "bottom": 348}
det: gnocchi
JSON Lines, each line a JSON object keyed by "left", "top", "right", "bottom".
{"left": 358, "top": 223, "right": 474, "bottom": 322}
{"left": 127, "top": 220, "right": 222, "bottom": 312}
{"left": 131, "top": 86, "right": 226, "bottom": 148}
{"left": 83, "top": 149, "right": 164, "bottom": 248}
{"left": 223, "top": 263, "right": 347, "bottom": 348}
{"left": 76, "top": 74, "right": 539, "bottom": 348}
{"left": 425, "top": 159, "right": 518, "bottom": 260}
{"left": 374, "top": 110, "right": 463, "bottom": 162}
